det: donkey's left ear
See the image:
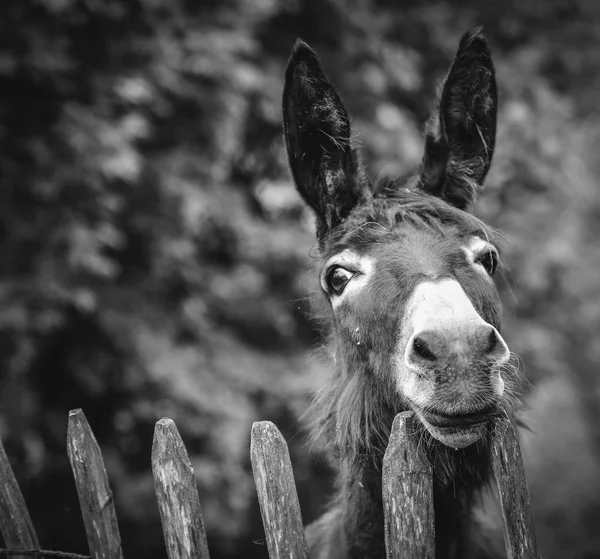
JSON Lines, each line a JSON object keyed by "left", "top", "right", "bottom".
{"left": 417, "top": 28, "right": 497, "bottom": 210}
{"left": 283, "top": 40, "right": 366, "bottom": 240}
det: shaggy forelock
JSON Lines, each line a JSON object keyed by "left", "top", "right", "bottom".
{"left": 321, "top": 178, "right": 500, "bottom": 258}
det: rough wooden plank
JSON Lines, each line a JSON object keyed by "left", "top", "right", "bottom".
{"left": 491, "top": 416, "right": 539, "bottom": 559}
{"left": 382, "top": 411, "right": 435, "bottom": 559}
{"left": 250, "top": 421, "right": 309, "bottom": 559}
{"left": 0, "top": 434, "right": 41, "bottom": 559}
{"left": 151, "top": 418, "right": 210, "bottom": 559}
{"left": 66, "top": 409, "right": 123, "bottom": 559}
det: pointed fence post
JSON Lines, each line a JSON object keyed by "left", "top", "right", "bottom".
{"left": 0, "top": 435, "right": 41, "bottom": 559}
{"left": 250, "top": 421, "right": 309, "bottom": 559}
{"left": 151, "top": 418, "right": 210, "bottom": 559}
{"left": 67, "top": 409, "right": 124, "bottom": 559}
{"left": 491, "top": 416, "right": 539, "bottom": 559}
{"left": 382, "top": 411, "right": 435, "bottom": 559}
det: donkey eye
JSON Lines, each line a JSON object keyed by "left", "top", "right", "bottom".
{"left": 326, "top": 267, "right": 355, "bottom": 295}
{"left": 474, "top": 249, "right": 499, "bottom": 276}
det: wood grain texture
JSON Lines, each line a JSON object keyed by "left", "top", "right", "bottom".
{"left": 0, "top": 435, "right": 41, "bottom": 559}
{"left": 151, "top": 418, "right": 210, "bottom": 559}
{"left": 491, "top": 416, "right": 539, "bottom": 559}
{"left": 250, "top": 421, "right": 309, "bottom": 559}
{"left": 66, "top": 409, "right": 123, "bottom": 559}
{"left": 382, "top": 411, "right": 434, "bottom": 559}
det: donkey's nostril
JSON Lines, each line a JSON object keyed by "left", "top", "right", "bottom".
{"left": 406, "top": 325, "right": 509, "bottom": 371}
{"left": 411, "top": 334, "right": 438, "bottom": 362}
{"left": 487, "top": 328, "right": 499, "bottom": 353}
{"left": 483, "top": 326, "right": 510, "bottom": 364}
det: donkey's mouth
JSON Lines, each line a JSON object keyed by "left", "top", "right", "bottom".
{"left": 416, "top": 406, "right": 496, "bottom": 448}
{"left": 420, "top": 406, "right": 496, "bottom": 428}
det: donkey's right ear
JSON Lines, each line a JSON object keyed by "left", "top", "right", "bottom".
{"left": 283, "top": 40, "right": 366, "bottom": 240}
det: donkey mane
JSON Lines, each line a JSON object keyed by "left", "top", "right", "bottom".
{"left": 321, "top": 183, "right": 500, "bottom": 254}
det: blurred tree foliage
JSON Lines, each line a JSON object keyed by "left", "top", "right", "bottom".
{"left": 1, "top": 0, "right": 600, "bottom": 557}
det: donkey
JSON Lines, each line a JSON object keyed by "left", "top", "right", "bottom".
{"left": 283, "top": 29, "right": 517, "bottom": 559}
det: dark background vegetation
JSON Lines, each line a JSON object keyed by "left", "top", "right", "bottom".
{"left": 1, "top": 0, "right": 600, "bottom": 557}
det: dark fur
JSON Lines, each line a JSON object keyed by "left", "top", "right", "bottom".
{"left": 282, "top": 40, "right": 370, "bottom": 242}
{"left": 418, "top": 28, "right": 498, "bottom": 209}
{"left": 283, "top": 29, "right": 515, "bottom": 559}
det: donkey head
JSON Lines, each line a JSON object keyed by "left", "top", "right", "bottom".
{"left": 284, "top": 30, "right": 512, "bottom": 452}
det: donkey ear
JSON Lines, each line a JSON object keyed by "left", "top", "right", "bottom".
{"left": 418, "top": 28, "right": 497, "bottom": 210}
{"left": 283, "top": 40, "right": 366, "bottom": 239}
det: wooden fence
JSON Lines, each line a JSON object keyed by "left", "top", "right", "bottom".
{"left": 0, "top": 409, "right": 538, "bottom": 559}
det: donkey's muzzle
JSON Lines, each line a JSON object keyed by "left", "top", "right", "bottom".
{"left": 406, "top": 322, "right": 509, "bottom": 372}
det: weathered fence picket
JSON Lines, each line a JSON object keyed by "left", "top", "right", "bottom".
{"left": 382, "top": 412, "right": 435, "bottom": 559}
{"left": 0, "top": 435, "right": 41, "bottom": 559}
{"left": 0, "top": 409, "right": 538, "bottom": 559}
{"left": 250, "top": 421, "right": 309, "bottom": 559}
{"left": 151, "top": 418, "right": 210, "bottom": 559}
{"left": 67, "top": 408, "right": 124, "bottom": 559}
{"left": 491, "top": 416, "right": 539, "bottom": 559}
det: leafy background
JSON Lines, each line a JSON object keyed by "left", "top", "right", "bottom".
{"left": 1, "top": 0, "right": 600, "bottom": 557}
